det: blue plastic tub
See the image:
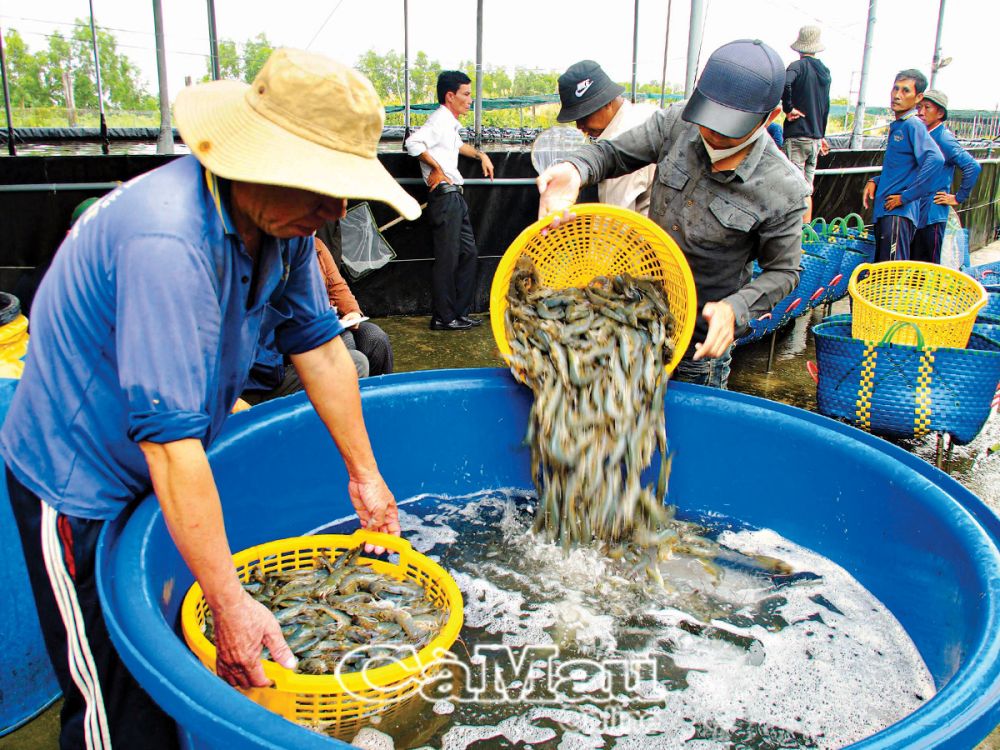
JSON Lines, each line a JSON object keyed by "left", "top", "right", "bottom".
{"left": 97, "top": 368, "right": 1000, "bottom": 749}
{"left": 0, "top": 379, "right": 61, "bottom": 736}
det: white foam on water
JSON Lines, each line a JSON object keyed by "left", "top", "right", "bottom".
{"left": 451, "top": 569, "right": 555, "bottom": 647}
{"left": 351, "top": 727, "right": 395, "bottom": 750}
{"left": 321, "top": 490, "right": 937, "bottom": 749}
{"left": 441, "top": 713, "right": 557, "bottom": 750}
{"left": 432, "top": 699, "right": 456, "bottom": 716}
{"left": 398, "top": 508, "right": 460, "bottom": 553}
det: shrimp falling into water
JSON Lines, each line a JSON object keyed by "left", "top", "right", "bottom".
{"left": 505, "top": 256, "right": 679, "bottom": 550}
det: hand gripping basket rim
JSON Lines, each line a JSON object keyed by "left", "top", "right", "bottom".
{"left": 180, "top": 529, "right": 463, "bottom": 712}
{"left": 489, "top": 203, "right": 697, "bottom": 373}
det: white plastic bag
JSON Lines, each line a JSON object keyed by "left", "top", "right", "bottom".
{"left": 940, "top": 207, "right": 969, "bottom": 270}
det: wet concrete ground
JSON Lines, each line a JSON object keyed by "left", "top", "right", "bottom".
{"left": 4, "top": 243, "right": 1000, "bottom": 749}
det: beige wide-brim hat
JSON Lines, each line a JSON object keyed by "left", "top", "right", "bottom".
{"left": 175, "top": 48, "right": 420, "bottom": 221}
{"left": 791, "top": 25, "right": 825, "bottom": 54}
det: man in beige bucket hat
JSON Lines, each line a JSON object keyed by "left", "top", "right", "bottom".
{"left": 782, "top": 25, "right": 831, "bottom": 221}
{"left": 0, "top": 48, "right": 416, "bottom": 746}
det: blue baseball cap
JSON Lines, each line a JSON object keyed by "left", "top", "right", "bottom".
{"left": 682, "top": 39, "right": 785, "bottom": 138}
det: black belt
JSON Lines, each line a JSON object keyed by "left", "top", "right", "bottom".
{"left": 431, "top": 183, "right": 463, "bottom": 196}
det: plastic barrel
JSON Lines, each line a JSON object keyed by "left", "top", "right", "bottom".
{"left": 98, "top": 369, "right": 1000, "bottom": 749}
{"left": 0, "top": 378, "right": 61, "bottom": 736}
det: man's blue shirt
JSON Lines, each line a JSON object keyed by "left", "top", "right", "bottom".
{"left": 872, "top": 110, "right": 944, "bottom": 224}
{"left": 0, "top": 156, "right": 343, "bottom": 519}
{"left": 917, "top": 124, "right": 982, "bottom": 228}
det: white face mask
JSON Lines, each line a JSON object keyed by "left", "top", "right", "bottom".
{"left": 700, "top": 120, "right": 769, "bottom": 163}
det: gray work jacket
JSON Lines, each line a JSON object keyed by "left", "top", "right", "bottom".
{"left": 565, "top": 103, "right": 810, "bottom": 354}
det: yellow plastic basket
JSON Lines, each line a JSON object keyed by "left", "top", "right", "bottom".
{"left": 848, "top": 261, "right": 988, "bottom": 347}
{"left": 0, "top": 315, "right": 28, "bottom": 379}
{"left": 180, "top": 529, "right": 463, "bottom": 738}
{"left": 489, "top": 203, "right": 697, "bottom": 373}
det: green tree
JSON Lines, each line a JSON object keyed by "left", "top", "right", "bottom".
{"left": 356, "top": 48, "right": 441, "bottom": 105}
{"left": 242, "top": 33, "right": 273, "bottom": 82}
{"left": 3, "top": 22, "right": 155, "bottom": 117}
{"left": 409, "top": 51, "right": 440, "bottom": 104}
{"left": 213, "top": 39, "right": 243, "bottom": 80}
{"left": 356, "top": 48, "right": 405, "bottom": 102}
{"left": 353, "top": 49, "right": 571, "bottom": 128}
{"left": 66, "top": 22, "right": 156, "bottom": 110}
{"left": 3, "top": 28, "right": 48, "bottom": 107}
{"left": 204, "top": 33, "right": 274, "bottom": 83}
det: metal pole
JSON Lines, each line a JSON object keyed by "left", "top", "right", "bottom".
{"left": 474, "top": 0, "right": 483, "bottom": 150}
{"left": 684, "top": 0, "right": 705, "bottom": 97}
{"left": 850, "top": 0, "right": 877, "bottom": 150}
{"left": 207, "top": 0, "right": 221, "bottom": 80}
{"left": 0, "top": 24, "right": 16, "bottom": 155}
{"left": 844, "top": 71, "right": 857, "bottom": 129}
{"left": 403, "top": 0, "right": 410, "bottom": 145}
{"left": 766, "top": 331, "right": 778, "bottom": 373}
{"left": 87, "top": 0, "right": 109, "bottom": 155}
{"left": 659, "top": 0, "right": 672, "bottom": 107}
{"left": 152, "top": 0, "right": 173, "bottom": 154}
{"left": 929, "top": 0, "right": 946, "bottom": 90}
{"left": 630, "top": 0, "right": 639, "bottom": 103}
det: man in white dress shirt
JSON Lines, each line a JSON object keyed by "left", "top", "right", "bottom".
{"left": 556, "top": 60, "right": 657, "bottom": 215}
{"left": 405, "top": 70, "right": 495, "bottom": 331}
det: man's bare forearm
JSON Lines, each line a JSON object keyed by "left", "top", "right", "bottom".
{"left": 418, "top": 151, "right": 443, "bottom": 173}
{"left": 140, "top": 438, "right": 243, "bottom": 610}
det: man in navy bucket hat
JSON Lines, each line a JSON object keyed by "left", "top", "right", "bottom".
{"left": 537, "top": 40, "right": 810, "bottom": 389}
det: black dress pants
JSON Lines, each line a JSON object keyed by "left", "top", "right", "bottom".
{"left": 911, "top": 222, "right": 945, "bottom": 265}
{"left": 428, "top": 190, "right": 478, "bottom": 323}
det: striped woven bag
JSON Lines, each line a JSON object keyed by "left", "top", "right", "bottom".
{"left": 814, "top": 314, "right": 1000, "bottom": 444}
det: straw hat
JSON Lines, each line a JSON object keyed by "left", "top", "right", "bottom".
{"left": 175, "top": 48, "right": 420, "bottom": 221}
{"left": 791, "top": 26, "right": 825, "bottom": 54}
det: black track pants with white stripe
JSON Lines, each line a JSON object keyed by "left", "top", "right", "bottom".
{"left": 7, "top": 467, "right": 179, "bottom": 750}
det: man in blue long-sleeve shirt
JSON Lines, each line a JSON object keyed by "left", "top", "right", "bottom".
{"left": 861, "top": 69, "right": 944, "bottom": 262}
{"left": 0, "top": 50, "right": 418, "bottom": 748}
{"left": 913, "top": 88, "right": 982, "bottom": 264}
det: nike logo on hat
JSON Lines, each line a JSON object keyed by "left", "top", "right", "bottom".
{"left": 576, "top": 79, "right": 593, "bottom": 97}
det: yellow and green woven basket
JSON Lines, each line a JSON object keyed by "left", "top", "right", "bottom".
{"left": 849, "top": 261, "right": 987, "bottom": 348}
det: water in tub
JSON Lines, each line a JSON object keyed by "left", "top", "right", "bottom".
{"left": 313, "top": 489, "right": 935, "bottom": 749}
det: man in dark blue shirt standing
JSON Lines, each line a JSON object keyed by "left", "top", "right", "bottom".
{"left": 913, "top": 88, "right": 982, "bottom": 264}
{"left": 862, "top": 69, "right": 944, "bottom": 262}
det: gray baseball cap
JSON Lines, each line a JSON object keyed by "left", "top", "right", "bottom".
{"left": 682, "top": 39, "right": 785, "bottom": 138}
{"left": 556, "top": 60, "right": 625, "bottom": 123}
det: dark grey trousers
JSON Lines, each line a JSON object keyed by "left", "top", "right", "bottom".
{"left": 428, "top": 190, "right": 478, "bottom": 323}
{"left": 343, "top": 321, "right": 393, "bottom": 376}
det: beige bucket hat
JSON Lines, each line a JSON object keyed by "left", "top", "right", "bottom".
{"left": 175, "top": 48, "right": 420, "bottom": 221}
{"left": 791, "top": 26, "right": 825, "bottom": 54}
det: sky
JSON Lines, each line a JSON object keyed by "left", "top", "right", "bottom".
{"left": 1, "top": 0, "right": 998, "bottom": 113}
